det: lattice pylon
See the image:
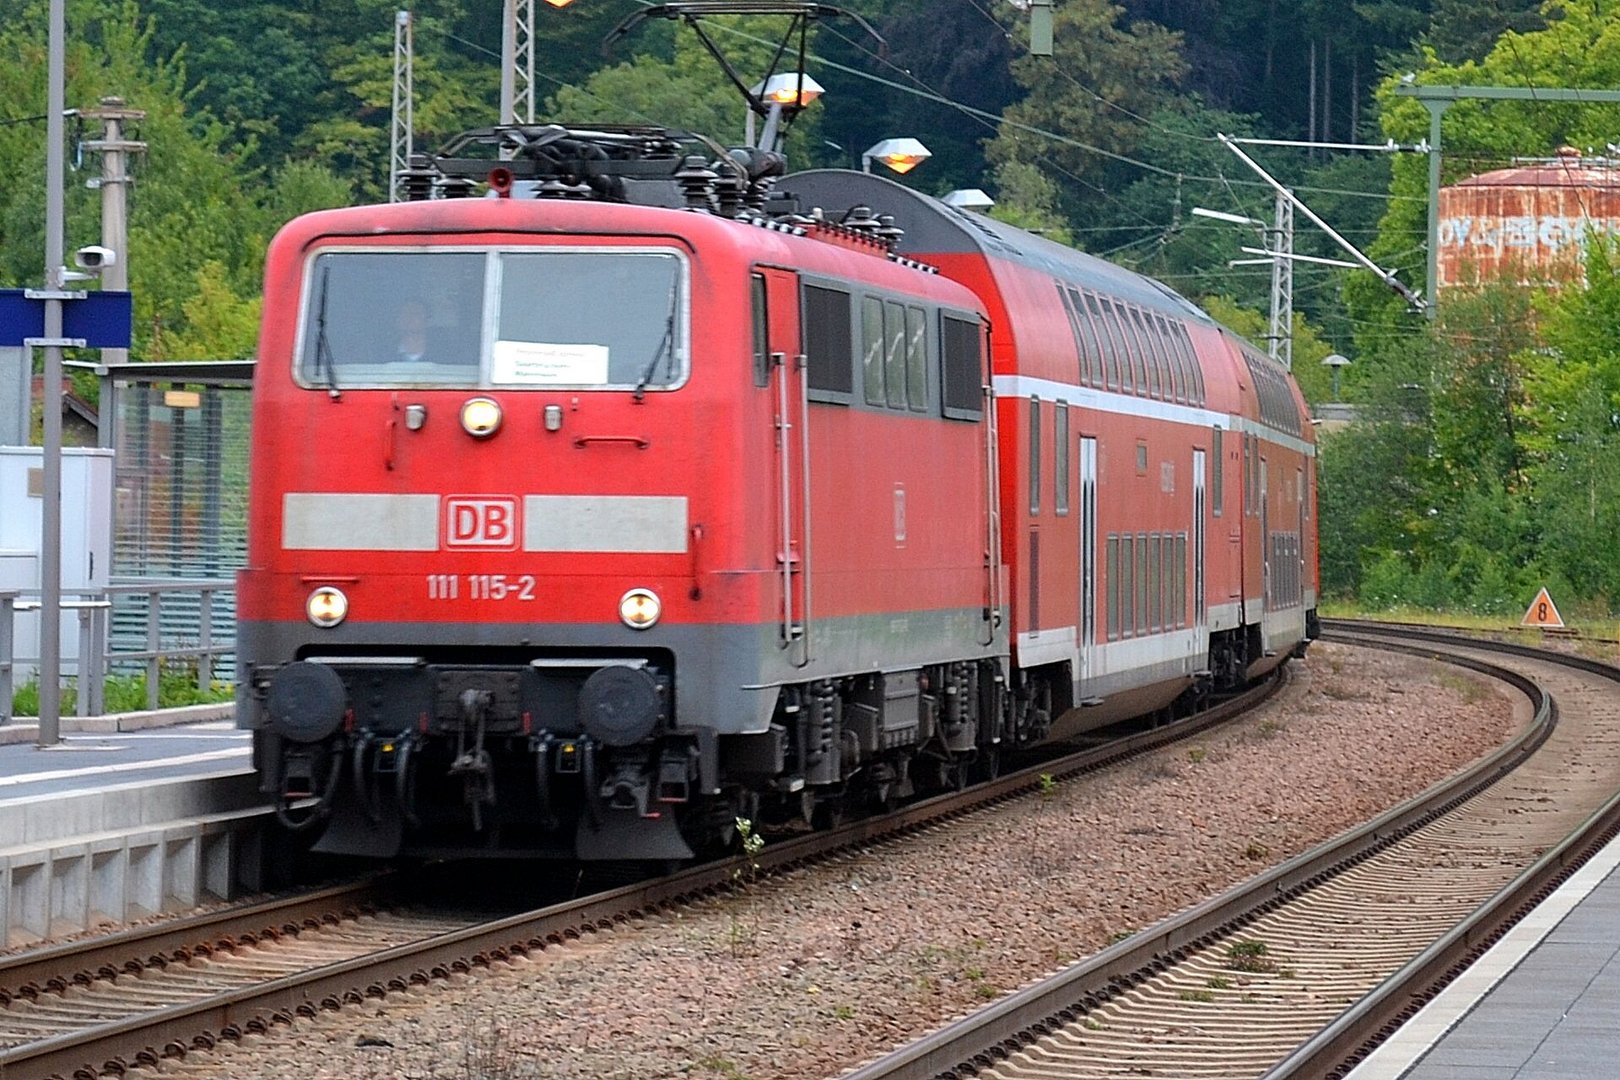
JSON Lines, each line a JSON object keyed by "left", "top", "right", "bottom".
{"left": 390, "top": 9, "right": 414, "bottom": 202}
{"left": 1269, "top": 192, "right": 1294, "bottom": 370}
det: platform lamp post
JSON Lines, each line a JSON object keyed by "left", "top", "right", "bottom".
{"left": 35, "top": 0, "right": 69, "bottom": 746}
{"left": 862, "top": 138, "right": 931, "bottom": 175}
{"left": 1322, "top": 353, "right": 1350, "bottom": 400}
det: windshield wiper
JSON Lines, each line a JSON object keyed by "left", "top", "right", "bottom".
{"left": 633, "top": 281, "right": 679, "bottom": 402}
{"left": 313, "top": 262, "right": 341, "bottom": 400}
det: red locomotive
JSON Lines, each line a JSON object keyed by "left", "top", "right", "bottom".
{"left": 236, "top": 124, "right": 1316, "bottom": 865}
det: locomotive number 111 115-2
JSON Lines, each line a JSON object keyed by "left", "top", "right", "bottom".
{"left": 425, "top": 574, "right": 538, "bottom": 601}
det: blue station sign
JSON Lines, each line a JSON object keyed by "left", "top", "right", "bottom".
{"left": 0, "top": 289, "right": 133, "bottom": 348}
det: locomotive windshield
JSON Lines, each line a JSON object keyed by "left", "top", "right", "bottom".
{"left": 296, "top": 248, "right": 688, "bottom": 390}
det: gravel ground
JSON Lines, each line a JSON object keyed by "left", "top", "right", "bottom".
{"left": 153, "top": 644, "right": 1521, "bottom": 1080}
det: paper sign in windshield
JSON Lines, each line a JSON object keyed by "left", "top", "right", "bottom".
{"left": 493, "top": 340, "right": 609, "bottom": 384}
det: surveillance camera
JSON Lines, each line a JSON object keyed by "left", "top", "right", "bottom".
{"left": 74, "top": 245, "right": 116, "bottom": 271}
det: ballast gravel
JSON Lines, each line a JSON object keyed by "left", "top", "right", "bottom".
{"left": 153, "top": 644, "right": 1521, "bottom": 1080}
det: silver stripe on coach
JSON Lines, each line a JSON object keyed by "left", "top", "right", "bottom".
{"left": 524, "top": 495, "right": 689, "bottom": 553}
{"left": 283, "top": 493, "right": 440, "bottom": 550}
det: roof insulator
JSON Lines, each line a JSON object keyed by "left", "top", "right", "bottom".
{"left": 675, "top": 155, "right": 719, "bottom": 212}
{"left": 842, "top": 205, "right": 881, "bottom": 234}
{"left": 400, "top": 153, "right": 436, "bottom": 202}
{"left": 875, "top": 214, "right": 905, "bottom": 248}
{"left": 537, "top": 176, "right": 574, "bottom": 199}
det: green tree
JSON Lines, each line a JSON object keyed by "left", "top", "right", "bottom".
{"left": 1520, "top": 239, "right": 1620, "bottom": 604}
{"left": 545, "top": 14, "right": 827, "bottom": 164}
{"left": 983, "top": 0, "right": 1187, "bottom": 220}
{"left": 0, "top": 0, "right": 347, "bottom": 360}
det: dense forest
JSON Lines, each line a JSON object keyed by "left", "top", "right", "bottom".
{"left": 3, "top": 0, "right": 1619, "bottom": 615}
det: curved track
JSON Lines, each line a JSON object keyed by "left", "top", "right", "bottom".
{"left": 0, "top": 676, "right": 1282, "bottom": 1080}
{"left": 838, "top": 623, "right": 1620, "bottom": 1080}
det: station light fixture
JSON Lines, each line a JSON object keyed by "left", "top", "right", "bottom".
{"left": 943, "top": 188, "right": 996, "bottom": 211}
{"left": 542, "top": 0, "right": 577, "bottom": 6}
{"left": 753, "top": 73, "right": 825, "bottom": 108}
{"left": 863, "top": 138, "right": 931, "bottom": 175}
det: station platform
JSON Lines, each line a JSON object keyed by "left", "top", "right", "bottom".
{"left": 0, "top": 709, "right": 273, "bottom": 945}
{"left": 0, "top": 711, "right": 248, "bottom": 800}
{"left": 1348, "top": 829, "right": 1620, "bottom": 1080}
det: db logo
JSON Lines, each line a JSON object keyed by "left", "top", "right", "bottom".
{"left": 443, "top": 496, "right": 519, "bottom": 550}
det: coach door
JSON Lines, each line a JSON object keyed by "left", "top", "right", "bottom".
{"left": 1192, "top": 448, "right": 1206, "bottom": 631}
{"left": 760, "top": 268, "right": 811, "bottom": 665}
{"left": 1078, "top": 436, "right": 1098, "bottom": 685}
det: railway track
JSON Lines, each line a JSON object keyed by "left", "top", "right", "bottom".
{"left": 0, "top": 674, "right": 1282, "bottom": 1080}
{"left": 840, "top": 622, "right": 1620, "bottom": 1080}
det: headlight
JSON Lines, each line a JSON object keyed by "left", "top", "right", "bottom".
{"left": 619, "top": 588, "right": 661, "bottom": 630}
{"left": 306, "top": 586, "right": 349, "bottom": 628}
{"left": 460, "top": 397, "right": 503, "bottom": 438}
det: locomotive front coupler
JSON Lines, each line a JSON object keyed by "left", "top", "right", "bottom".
{"left": 448, "top": 688, "right": 497, "bottom": 832}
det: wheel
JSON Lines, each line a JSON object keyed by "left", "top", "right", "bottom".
{"left": 811, "top": 795, "right": 847, "bottom": 831}
{"left": 972, "top": 746, "right": 1002, "bottom": 783}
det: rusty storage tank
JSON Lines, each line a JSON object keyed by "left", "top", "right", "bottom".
{"left": 1437, "top": 147, "right": 1620, "bottom": 290}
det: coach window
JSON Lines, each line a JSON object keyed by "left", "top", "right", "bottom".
{"left": 1135, "top": 534, "right": 1149, "bottom": 637}
{"left": 751, "top": 273, "right": 769, "bottom": 387}
{"left": 1085, "top": 293, "right": 1119, "bottom": 391}
{"left": 1149, "top": 534, "right": 1161, "bottom": 632}
{"left": 1071, "top": 288, "right": 1104, "bottom": 388}
{"left": 1211, "top": 427, "right": 1224, "bottom": 517}
{"left": 1057, "top": 284, "right": 1087, "bottom": 385}
{"left": 1175, "top": 534, "right": 1187, "bottom": 627}
{"left": 1101, "top": 299, "right": 1135, "bottom": 394}
{"left": 1121, "top": 307, "right": 1150, "bottom": 396}
{"left": 1247, "top": 435, "right": 1259, "bottom": 516}
{"left": 940, "top": 314, "right": 984, "bottom": 420}
{"left": 1124, "top": 306, "right": 1151, "bottom": 395}
{"left": 906, "top": 306, "right": 929, "bottom": 411}
{"left": 1153, "top": 313, "right": 1183, "bottom": 403}
{"left": 1119, "top": 535, "right": 1133, "bottom": 637}
{"left": 802, "top": 284, "right": 853, "bottom": 400}
{"left": 1176, "top": 324, "right": 1205, "bottom": 404}
{"left": 1108, "top": 534, "right": 1121, "bottom": 637}
{"left": 1130, "top": 308, "right": 1162, "bottom": 399}
{"left": 1029, "top": 397, "right": 1042, "bottom": 514}
{"left": 1054, "top": 402, "right": 1070, "bottom": 515}
{"left": 884, "top": 301, "right": 908, "bottom": 409}
{"left": 862, "top": 297, "right": 885, "bottom": 405}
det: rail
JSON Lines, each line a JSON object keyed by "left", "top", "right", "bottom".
{"left": 840, "top": 629, "right": 1560, "bottom": 1080}
{"left": 0, "top": 578, "right": 234, "bottom": 723}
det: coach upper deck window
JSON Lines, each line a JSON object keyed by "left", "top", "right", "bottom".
{"left": 294, "top": 247, "right": 689, "bottom": 391}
